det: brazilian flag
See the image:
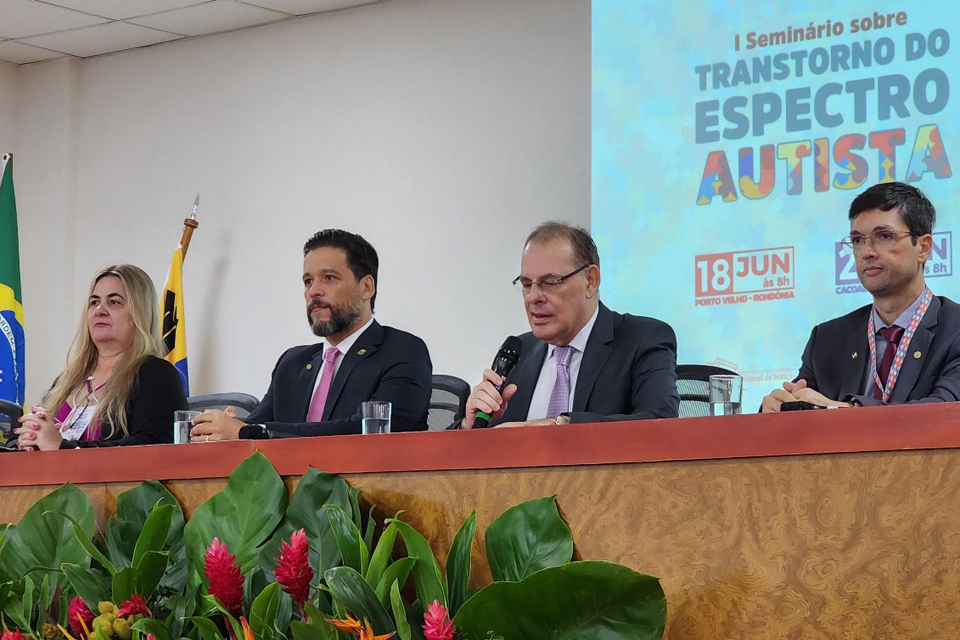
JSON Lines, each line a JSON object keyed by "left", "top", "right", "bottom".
{"left": 0, "top": 153, "right": 25, "bottom": 406}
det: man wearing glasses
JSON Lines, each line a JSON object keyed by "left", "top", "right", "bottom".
{"left": 460, "top": 221, "right": 679, "bottom": 428}
{"left": 761, "top": 181, "right": 960, "bottom": 412}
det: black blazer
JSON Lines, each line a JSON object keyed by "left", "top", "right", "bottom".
{"left": 62, "top": 356, "right": 187, "bottom": 448}
{"left": 246, "top": 320, "right": 432, "bottom": 436}
{"left": 495, "top": 303, "right": 679, "bottom": 425}
{"left": 796, "top": 295, "right": 960, "bottom": 406}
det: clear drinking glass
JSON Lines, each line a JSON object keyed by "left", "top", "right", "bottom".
{"left": 361, "top": 401, "right": 392, "bottom": 434}
{"left": 708, "top": 375, "right": 743, "bottom": 416}
{"left": 174, "top": 410, "right": 202, "bottom": 443}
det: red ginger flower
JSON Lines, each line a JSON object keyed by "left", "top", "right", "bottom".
{"left": 274, "top": 528, "right": 313, "bottom": 611}
{"left": 117, "top": 594, "right": 152, "bottom": 618}
{"left": 1, "top": 631, "right": 28, "bottom": 640}
{"left": 422, "top": 600, "right": 455, "bottom": 640}
{"left": 67, "top": 596, "right": 96, "bottom": 639}
{"left": 204, "top": 538, "right": 245, "bottom": 616}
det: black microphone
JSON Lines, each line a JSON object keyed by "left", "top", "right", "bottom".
{"left": 473, "top": 336, "right": 523, "bottom": 428}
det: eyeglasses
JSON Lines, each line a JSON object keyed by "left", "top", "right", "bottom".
{"left": 513, "top": 263, "right": 591, "bottom": 294}
{"left": 839, "top": 230, "right": 917, "bottom": 252}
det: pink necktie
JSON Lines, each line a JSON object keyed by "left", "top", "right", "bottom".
{"left": 306, "top": 346, "right": 340, "bottom": 422}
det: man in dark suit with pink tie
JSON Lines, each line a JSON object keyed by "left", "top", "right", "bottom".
{"left": 191, "top": 229, "right": 432, "bottom": 439}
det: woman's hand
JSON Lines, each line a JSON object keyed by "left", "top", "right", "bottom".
{"left": 14, "top": 406, "right": 64, "bottom": 451}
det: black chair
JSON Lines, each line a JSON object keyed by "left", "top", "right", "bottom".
{"left": 428, "top": 374, "right": 470, "bottom": 431}
{"left": 187, "top": 392, "right": 260, "bottom": 419}
{"left": 0, "top": 399, "right": 23, "bottom": 441}
{"left": 676, "top": 364, "right": 740, "bottom": 418}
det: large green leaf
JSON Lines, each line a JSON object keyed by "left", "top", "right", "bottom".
{"left": 485, "top": 497, "right": 572, "bottom": 583}
{"left": 323, "top": 506, "right": 367, "bottom": 576}
{"left": 444, "top": 511, "right": 475, "bottom": 617}
{"left": 131, "top": 618, "right": 172, "bottom": 640}
{"left": 61, "top": 564, "right": 110, "bottom": 611}
{"left": 454, "top": 561, "right": 665, "bottom": 640}
{"left": 366, "top": 521, "right": 397, "bottom": 590}
{"left": 132, "top": 504, "right": 174, "bottom": 567}
{"left": 259, "top": 468, "right": 352, "bottom": 583}
{"left": 389, "top": 581, "right": 412, "bottom": 640}
{"left": 374, "top": 558, "right": 414, "bottom": 610}
{"left": 249, "top": 582, "right": 281, "bottom": 640}
{"left": 184, "top": 453, "right": 287, "bottom": 590}
{"left": 324, "top": 566, "right": 395, "bottom": 636}
{"left": 387, "top": 520, "right": 445, "bottom": 609}
{"left": 112, "top": 481, "right": 187, "bottom": 592}
{"left": 0, "top": 484, "right": 93, "bottom": 585}
{"left": 111, "top": 550, "right": 168, "bottom": 602}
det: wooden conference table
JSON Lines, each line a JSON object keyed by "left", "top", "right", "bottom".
{"left": 2, "top": 404, "right": 960, "bottom": 639}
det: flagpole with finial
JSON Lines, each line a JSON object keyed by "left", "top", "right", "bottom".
{"left": 179, "top": 193, "right": 200, "bottom": 260}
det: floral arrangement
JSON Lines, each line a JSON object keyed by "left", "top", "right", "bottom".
{"left": 0, "top": 453, "right": 665, "bottom": 639}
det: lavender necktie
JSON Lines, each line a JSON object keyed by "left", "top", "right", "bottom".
{"left": 546, "top": 346, "right": 574, "bottom": 419}
{"left": 306, "top": 346, "right": 340, "bottom": 422}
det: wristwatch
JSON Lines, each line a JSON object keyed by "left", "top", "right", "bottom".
{"left": 555, "top": 414, "right": 571, "bottom": 425}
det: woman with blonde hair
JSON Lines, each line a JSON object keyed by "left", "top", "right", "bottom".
{"left": 14, "top": 264, "right": 187, "bottom": 449}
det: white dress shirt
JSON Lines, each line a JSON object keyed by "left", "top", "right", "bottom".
{"left": 525, "top": 306, "right": 600, "bottom": 420}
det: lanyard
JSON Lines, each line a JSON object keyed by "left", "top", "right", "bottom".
{"left": 867, "top": 287, "right": 932, "bottom": 403}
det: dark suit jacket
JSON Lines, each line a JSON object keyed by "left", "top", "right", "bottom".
{"left": 245, "top": 320, "right": 432, "bottom": 436}
{"left": 494, "top": 303, "right": 679, "bottom": 425}
{"left": 796, "top": 295, "right": 960, "bottom": 406}
{"left": 61, "top": 356, "right": 187, "bottom": 448}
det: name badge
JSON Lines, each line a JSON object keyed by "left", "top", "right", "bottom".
{"left": 60, "top": 405, "right": 96, "bottom": 440}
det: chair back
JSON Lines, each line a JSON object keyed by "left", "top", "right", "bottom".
{"left": 0, "top": 399, "right": 23, "bottom": 440}
{"left": 187, "top": 392, "right": 260, "bottom": 419}
{"left": 429, "top": 374, "right": 470, "bottom": 430}
{"left": 676, "top": 364, "right": 740, "bottom": 418}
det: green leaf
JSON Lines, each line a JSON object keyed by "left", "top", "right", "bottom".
{"left": 0, "top": 484, "right": 94, "bottom": 587}
{"left": 363, "top": 506, "right": 376, "bottom": 558}
{"left": 203, "top": 594, "right": 243, "bottom": 640}
{"left": 21, "top": 571, "right": 34, "bottom": 624}
{"left": 136, "top": 550, "right": 169, "bottom": 600}
{"left": 374, "top": 558, "right": 414, "bottom": 610}
{"left": 324, "top": 566, "right": 394, "bottom": 635}
{"left": 389, "top": 581, "right": 412, "bottom": 640}
{"left": 48, "top": 510, "right": 117, "bottom": 576}
{"left": 186, "top": 616, "right": 227, "bottom": 640}
{"left": 387, "top": 519, "right": 445, "bottom": 609}
{"left": 61, "top": 564, "right": 110, "bottom": 611}
{"left": 249, "top": 583, "right": 281, "bottom": 640}
{"left": 453, "top": 562, "right": 666, "bottom": 640}
{"left": 290, "top": 620, "right": 337, "bottom": 640}
{"left": 114, "top": 481, "right": 187, "bottom": 592}
{"left": 131, "top": 617, "right": 172, "bottom": 640}
{"left": 366, "top": 522, "right": 397, "bottom": 591}
{"left": 259, "top": 468, "right": 352, "bottom": 584}
{"left": 485, "top": 497, "right": 572, "bottom": 583}
{"left": 112, "top": 566, "right": 139, "bottom": 603}
{"left": 184, "top": 453, "right": 287, "bottom": 590}
{"left": 132, "top": 504, "right": 174, "bottom": 568}
{"left": 444, "top": 511, "right": 475, "bottom": 617}
{"left": 323, "top": 507, "right": 365, "bottom": 575}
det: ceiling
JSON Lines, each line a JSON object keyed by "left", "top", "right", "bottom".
{"left": 0, "top": 0, "right": 385, "bottom": 65}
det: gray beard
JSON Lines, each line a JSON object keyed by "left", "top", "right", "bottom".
{"left": 309, "top": 300, "right": 363, "bottom": 338}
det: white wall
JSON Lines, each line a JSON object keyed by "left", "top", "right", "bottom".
{"left": 0, "top": 61, "right": 17, "bottom": 151}
{"left": 10, "top": 0, "right": 590, "bottom": 402}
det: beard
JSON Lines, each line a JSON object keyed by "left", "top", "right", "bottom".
{"left": 307, "top": 299, "right": 363, "bottom": 338}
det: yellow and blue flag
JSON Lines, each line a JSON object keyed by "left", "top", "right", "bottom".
{"left": 162, "top": 246, "right": 189, "bottom": 394}
{"left": 0, "top": 153, "right": 25, "bottom": 405}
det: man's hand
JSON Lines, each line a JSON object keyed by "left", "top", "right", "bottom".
{"left": 461, "top": 368, "right": 518, "bottom": 429}
{"left": 191, "top": 406, "right": 244, "bottom": 441}
{"left": 761, "top": 379, "right": 852, "bottom": 412}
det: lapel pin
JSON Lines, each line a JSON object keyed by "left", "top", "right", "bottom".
{"left": 914, "top": 351, "right": 922, "bottom": 359}
{"left": 357, "top": 349, "right": 367, "bottom": 356}
{"left": 306, "top": 363, "right": 313, "bottom": 370}
{"left": 851, "top": 351, "right": 858, "bottom": 359}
